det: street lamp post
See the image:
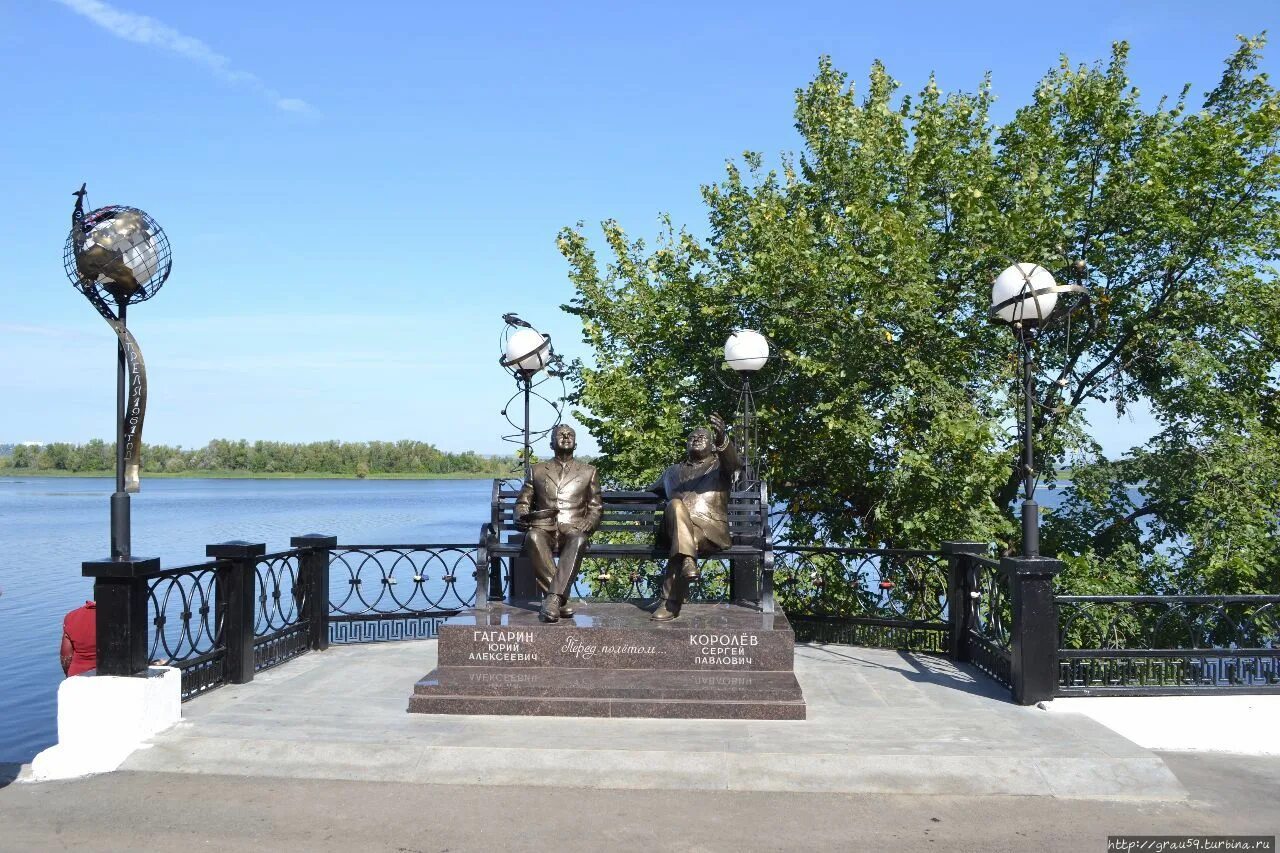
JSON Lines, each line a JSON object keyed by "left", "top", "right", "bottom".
{"left": 724, "top": 329, "right": 771, "bottom": 485}
{"left": 990, "top": 263, "right": 1086, "bottom": 557}
{"left": 499, "top": 316, "right": 557, "bottom": 480}
{"left": 63, "top": 185, "right": 172, "bottom": 562}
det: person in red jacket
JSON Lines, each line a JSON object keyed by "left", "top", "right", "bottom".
{"left": 60, "top": 601, "right": 97, "bottom": 677}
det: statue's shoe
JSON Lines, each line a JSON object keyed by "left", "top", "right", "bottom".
{"left": 680, "top": 556, "right": 700, "bottom": 581}
{"left": 650, "top": 603, "right": 680, "bottom": 622}
{"left": 539, "top": 595, "right": 561, "bottom": 623}
{"left": 559, "top": 601, "right": 575, "bottom": 617}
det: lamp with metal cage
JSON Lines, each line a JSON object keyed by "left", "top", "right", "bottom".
{"left": 990, "top": 261, "right": 1089, "bottom": 557}
{"left": 719, "top": 329, "right": 779, "bottom": 487}
{"left": 498, "top": 314, "right": 566, "bottom": 480}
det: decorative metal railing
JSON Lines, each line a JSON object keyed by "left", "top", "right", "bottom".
{"left": 963, "top": 554, "right": 1013, "bottom": 689}
{"left": 774, "top": 547, "right": 950, "bottom": 652}
{"left": 115, "top": 529, "right": 1280, "bottom": 709}
{"left": 328, "top": 545, "right": 477, "bottom": 643}
{"left": 133, "top": 540, "right": 332, "bottom": 700}
{"left": 146, "top": 559, "right": 225, "bottom": 699}
{"left": 567, "top": 556, "right": 732, "bottom": 601}
{"left": 252, "top": 550, "right": 309, "bottom": 672}
{"left": 1057, "top": 595, "right": 1280, "bottom": 695}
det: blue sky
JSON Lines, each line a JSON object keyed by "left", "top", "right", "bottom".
{"left": 1, "top": 1, "right": 1274, "bottom": 456}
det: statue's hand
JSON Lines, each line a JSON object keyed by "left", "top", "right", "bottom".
{"left": 515, "top": 514, "right": 532, "bottom": 532}
{"left": 710, "top": 412, "right": 728, "bottom": 446}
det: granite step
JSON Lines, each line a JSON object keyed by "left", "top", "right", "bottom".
{"left": 414, "top": 666, "right": 804, "bottom": 702}
{"left": 407, "top": 691, "right": 806, "bottom": 720}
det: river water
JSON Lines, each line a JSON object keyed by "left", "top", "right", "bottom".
{"left": 0, "top": 476, "right": 493, "bottom": 764}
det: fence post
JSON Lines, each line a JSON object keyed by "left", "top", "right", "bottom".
{"left": 941, "top": 542, "right": 987, "bottom": 663}
{"left": 291, "top": 534, "right": 336, "bottom": 651}
{"left": 207, "top": 541, "right": 266, "bottom": 685}
{"left": 1001, "top": 555, "right": 1064, "bottom": 705}
{"left": 82, "top": 556, "right": 161, "bottom": 676}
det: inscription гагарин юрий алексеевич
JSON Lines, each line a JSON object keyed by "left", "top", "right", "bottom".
{"left": 469, "top": 630, "right": 538, "bottom": 662}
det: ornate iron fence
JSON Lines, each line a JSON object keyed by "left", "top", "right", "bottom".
{"left": 252, "top": 550, "right": 309, "bottom": 672}
{"left": 1057, "top": 595, "right": 1280, "bottom": 695}
{"left": 328, "top": 545, "right": 477, "bottom": 643}
{"left": 146, "top": 560, "right": 225, "bottom": 699}
{"left": 774, "top": 547, "right": 951, "bottom": 652}
{"left": 127, "top": 541, "right": 331, "bottom": 701}
{"left": 963, "top": 554, "right": 1013, "bottom": 689}
{"left": 121, "top": 530, "right": 1280, "bottom": 708}
{"left": 565, "top": 555, "right": 733, "bottom": 601}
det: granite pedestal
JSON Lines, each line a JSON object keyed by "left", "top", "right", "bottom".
{"left": 409, "top": 601, "right": 806, "bottom": 719}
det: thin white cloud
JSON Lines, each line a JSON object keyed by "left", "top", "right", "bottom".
{"left": 52, "top": 0, "right": 314, "bottom": 114}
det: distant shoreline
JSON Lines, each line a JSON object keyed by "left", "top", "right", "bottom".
{"left": 0, "top": 469, "right": 505, "bottom": 481}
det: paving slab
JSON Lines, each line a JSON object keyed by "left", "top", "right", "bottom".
{"left": 113, "top": 639, "right": 1187, "bottom": 799}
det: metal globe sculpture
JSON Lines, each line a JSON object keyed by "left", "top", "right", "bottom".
{"left": 62, "top": 184, "right": 173, "bottom": 559}
{"left": 63, "top": 202, "right": 172, "bottom": 305}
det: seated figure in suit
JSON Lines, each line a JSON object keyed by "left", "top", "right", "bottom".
{"left": 647, "top": 413, "right": 742, "bottom": 621}
{"left": 515, "top": 424, "right": 603, "bottom": 623}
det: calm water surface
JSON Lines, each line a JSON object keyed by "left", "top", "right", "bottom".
{"left": 0, "top": 476, "right": 491, "bottom": 763}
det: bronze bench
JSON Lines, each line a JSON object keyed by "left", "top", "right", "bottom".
{"left": 477, "top": 479, "right": 775, "bottom": 613}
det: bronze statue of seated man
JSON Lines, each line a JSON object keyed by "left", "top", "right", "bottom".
{"left": 646, "top": 413, "right": 742, "bottom": 621}
{"left": 514, "top": 425, "right": 603, "bottom": 622}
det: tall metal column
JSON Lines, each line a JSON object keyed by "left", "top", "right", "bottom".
{"left": 1020, "top": 332, "right": 1039, "bottom": 558}
{"left": 111, "top": 300, "right": 130, "bottom": 561}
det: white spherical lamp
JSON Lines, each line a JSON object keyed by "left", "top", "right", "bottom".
{"left": 502, "top": 327, "right": 550, "bottom": 373}
{"left": 724, "top": 329, "right": 770, "bottom": 372}
{"left": 992, "top": 263, "right": 1059, "bottom": 325}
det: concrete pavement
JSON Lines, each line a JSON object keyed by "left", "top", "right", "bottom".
{"left": 0, "top": 753, "right": 1276, "bottom": 853}
{"left": 5, "top": 640, "right": 1279, "bottom": 851}
{"left": 106, "top": 640, "right": 1185, "bottom": 798}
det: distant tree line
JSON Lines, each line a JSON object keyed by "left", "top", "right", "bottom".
{"left": 0, "top": 439, "right": 514, "bottom": 477}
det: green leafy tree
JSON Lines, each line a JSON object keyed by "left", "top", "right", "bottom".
{"left": 559, "top": 38, "right": 1280, "bottom": 593}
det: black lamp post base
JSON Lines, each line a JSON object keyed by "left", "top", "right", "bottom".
{"left": 1020, "top": 498, "right": 1040, "bottom": 558}
{"left": 82, "top": 556, "right": 161, "bottom": 677}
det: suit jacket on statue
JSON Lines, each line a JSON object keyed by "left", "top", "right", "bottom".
{"left": 648, "top": 442, "right": 742, "bottom": 551}
{"left": 515, "top": 457, "right": 603, "bottom": 534}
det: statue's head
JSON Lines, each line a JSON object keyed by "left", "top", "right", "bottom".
{"left": 686, "top": 427, "right": 713, "bottom": 461}
{"left": 551, "top": 424, "right": 577, "bottom": 455}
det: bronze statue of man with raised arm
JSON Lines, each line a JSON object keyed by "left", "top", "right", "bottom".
{"left": 515, "top": 424, "right": 603, "bottom": 623}
{"left": 647, "top": 413, "right": 742, "bottom": 621}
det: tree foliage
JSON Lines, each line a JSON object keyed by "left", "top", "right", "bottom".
{"left": 558, "top": 38, "right": 1280, "bottom": 593}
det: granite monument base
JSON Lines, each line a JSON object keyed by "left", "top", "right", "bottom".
{"left": 409, "top": 601, "right": 806, "bottom": 720}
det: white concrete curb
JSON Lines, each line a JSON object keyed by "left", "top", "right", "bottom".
{"left": 1039, "top": 694, "right": 1280, "bottom": 755}
{"left": 28, "top": 666, "right": 182, "bottom": 781}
